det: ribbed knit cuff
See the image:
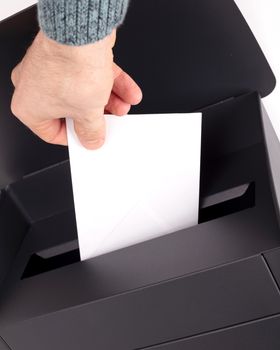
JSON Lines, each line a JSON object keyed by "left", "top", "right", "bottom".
{"left": 37, "top": 0, "right": 129, "bottom": 46}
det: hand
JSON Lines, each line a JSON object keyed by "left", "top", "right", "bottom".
{"left": 11, "top": 30, "right": 142, "bottom": 149}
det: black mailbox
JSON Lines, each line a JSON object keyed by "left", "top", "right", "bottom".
{"left": 0, "top": 1, "right": 280, "bottom": 349}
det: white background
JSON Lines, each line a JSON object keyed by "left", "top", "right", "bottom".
{"left": 1, "top": 1, "right": 280, "bottom": 138}
{"left": 0, "top": 0, "right": 36, "bottom": 21}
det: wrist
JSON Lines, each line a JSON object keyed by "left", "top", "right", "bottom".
{"left": 34, "top": 30, "right": 115, "bottom": 68}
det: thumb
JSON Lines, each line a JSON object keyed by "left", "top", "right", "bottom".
{"left": 74, "top": 111, "right": 106, "bottom": 150}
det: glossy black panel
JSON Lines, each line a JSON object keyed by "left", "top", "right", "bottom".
{"left": 1, "top": 257, "right": 280, "bottom": 350}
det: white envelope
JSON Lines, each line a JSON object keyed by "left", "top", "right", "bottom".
{"left": 67, "top": 114, "right": 202, "bottom": 261}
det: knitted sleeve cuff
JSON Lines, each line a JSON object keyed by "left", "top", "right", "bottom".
{"left": 37, "top": 0, "right": 129, "bottom": 46}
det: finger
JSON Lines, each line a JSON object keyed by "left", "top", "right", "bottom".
{"left": 105, "top": 92, "right": 131, "bottom": 116}
{"left": 112, "top": 63, "right": 143, "bottom": 105}
{"left": 10, "top": 94, "right": 67, "bottom": 147}
{"left": 74, "top": 111, "right": 106, "bottom": 150}
{"left": 28, "top": 119, "right": 67, "bottom": 146}
{"left": 11, "top": 63, "right": 22, "bottom": 87}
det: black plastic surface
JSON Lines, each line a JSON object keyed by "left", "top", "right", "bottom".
{"left": 0, "top": 192, "right": 28, "bottom": 289}
{"left": 116, "top": 0, "right": 276, "bottom": 114}
{"left": 0, "top": 2, "right": 280, "bottom": 349}
{"left": 8, "top": 161, "right": 74, "bottom": 223}
{"left": 1, "top": 93, "right": 280, "bottom": 328}
{"left": 141, "top": 316, "right": 280, "bottom": 350}
{"left": 19, "top": 180, "right": 255, "bottom": 280}
{"left": 0, "top": 0, "right": 276, "bottom": 189}
{"left": 199, "top": 182, "right": 255, "bottom": 222}
{"left": 0, "top": 97, "right": 279, "bottom": 349}
{"left": 261, "top": 104, "right": 280, "bottom": 221}
{"left": 22, "top": 248, "right": 80, "bottom": 279}
{"left": 1, "top": 257, "right": 280, "bottom": 350}
{"left": 0, "top": 336, "right": 9, "bottom": 350}
{"left": 265, "top": 248, "right": 280, "bottom": 288}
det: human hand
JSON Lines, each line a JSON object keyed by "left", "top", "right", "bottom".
{"left": 11, "top": 30, "right": 142, "bottom": 149}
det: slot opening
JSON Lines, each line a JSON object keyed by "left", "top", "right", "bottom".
{"left": 22, "top": 241, "right": 80, "bottom": 279}
{"left": 199, "top": 182, "right": 255, "bottom": 223}
{"left": 21, "top": 182, "right": 255, "bottom": 280}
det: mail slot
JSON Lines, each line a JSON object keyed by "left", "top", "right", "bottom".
{"left": 0, "top": 1, "right": 280, "bottom": 349}
{"left": 20, "top": 180, "right": 256, "bottom": 280}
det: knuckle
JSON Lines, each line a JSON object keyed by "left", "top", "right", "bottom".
{"left": 10, "top": 63, "right": 21, "bottom": 86}
{"left": 82, "top": 113, "right": 104, "bottom": 124}
{"left": 113, "top": 64, "right": 122, "bottom": 78}
{"left": 11, "top": 70, "right": 16, "bottom": 86}
{"left": 78, "top": 128, "right": 104, "bottom": 141}
{"left": 75, "top": 120, "right": 105, "bottom": 145}
{"left": 10, "top": 99, "right": 21, "bottom": 117}
{"left": 33, "top": 122, "right": 57, "bottom": 144}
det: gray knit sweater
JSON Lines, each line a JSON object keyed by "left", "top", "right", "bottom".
{"left": 37, "top": 0, "right": 129, "bottom": 46}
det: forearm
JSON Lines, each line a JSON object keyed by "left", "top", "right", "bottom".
{"left": 37, "top": 0, "right": 129, "bottom": 46}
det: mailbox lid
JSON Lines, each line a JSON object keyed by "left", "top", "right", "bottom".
{"left": 115, "top": 0, "right": 276, "bottom": 113}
